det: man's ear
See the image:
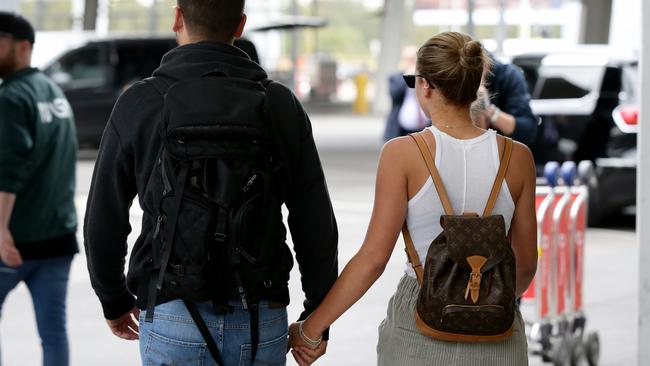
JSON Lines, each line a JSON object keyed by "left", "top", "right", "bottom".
{"left": 16, "top": 40, "right": 32, "bottom": 60}
{"left": 233, "top": 13, "right": 247, "bottom": 39}
{"left": 172, "top": 6, "right": 184, "bottom": 33}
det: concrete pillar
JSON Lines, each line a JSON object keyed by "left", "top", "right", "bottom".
{"left": 466, "top": 0, "right": 475, "bottom": 37}
{"left": 95, "top": 0, "right": 109, "bottom": 35}
{"left": 579, "top": 0, "right": 612, "bottom": 44}
{"left": 289, "top": 0, "right": 298, "bottom": 92}
{"left": 638, "top": 2, "right": 650, "bottom": 365}
{"left": 312, "top": 0, "right": 319, "bottom": 54}
{"left": 83, "top": 0, "right": 98, "bottom": 30}
{"left": 374, "top": 0, "right": 406, "bottom": 115}
{"left": 495, "top": 0, "right": 506, "bottom": 54}
{"left": 34, "top": 0, "right": 46, "bottom": 30}
{"left": 149, "top": 0, "right": 158, "bottom": 35}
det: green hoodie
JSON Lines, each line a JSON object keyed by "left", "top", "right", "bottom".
{"left": 0, "top": 67, "right": 78, "bottom": 256}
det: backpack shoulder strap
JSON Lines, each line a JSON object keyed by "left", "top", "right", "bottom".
{"left": 402, "top": 131, "right": 453, "bottom": 285}
{"left": 402, "top": 222, "right": 424, "bottom": 284}
{"left": 410, "top": 132, "right": 454, "bottom": 215}
{"left": 483, "top": 136, "right": 514, "bottom": 217}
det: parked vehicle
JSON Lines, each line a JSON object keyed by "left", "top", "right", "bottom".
{"left": 39, "top": 16, "right": 327, "bottom": 148}
{"left": 41, "top": 37, "right": 262, "bottom": 147}
{"left": 42, "top": 37, "right": 175, "bottom": 147}
{"left": 512, "top": 48, "right": 638, "bottom": 225}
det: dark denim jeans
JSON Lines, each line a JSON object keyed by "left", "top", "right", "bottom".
{"left": 0, "top": 255, "right": 74, "bottom": 366}
{"left": 139, "top": 299, "right": 288, "bottom": 366}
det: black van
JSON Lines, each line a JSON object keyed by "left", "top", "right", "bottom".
{"left": 42, "top": 37, "right": 258, "bottom": 147}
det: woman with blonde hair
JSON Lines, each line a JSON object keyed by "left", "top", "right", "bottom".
{"left": 288, "top": 32, "right": 538, "bottom": 366}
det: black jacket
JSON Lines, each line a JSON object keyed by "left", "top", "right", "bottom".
{"left": 383, "top": 73, "right": 408, "bottom": 141}
{"left": 487, "top": 58, "right": 538, "bottom": 146}
{"left": 84, "top": 41, "right": 338, "bottom": 334}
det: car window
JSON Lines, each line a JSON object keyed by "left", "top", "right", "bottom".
{"left": 115, "top": 41, "right": 175, "bottom": 86}
{"left": 511, "top": 56, "right": 544, "bottom": 95}
{"left": 533, "top": 65, "right": 605, "bottom": 100}
{"left": 46, "top": 45, "right": 108, "bottom": 88}
{"left": 621, "top": 64, "right": 638, "bottom": 104}
{"left": 535, "top": 77, "right": 590, "bottom": 99}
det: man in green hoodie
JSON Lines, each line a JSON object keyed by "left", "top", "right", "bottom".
{"left": 0, "top": 12, "right": 78, "bottom": 366}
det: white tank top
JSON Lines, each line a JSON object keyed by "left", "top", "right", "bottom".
{"left": 404, "top": 126, "right": 516, "bottom": 278}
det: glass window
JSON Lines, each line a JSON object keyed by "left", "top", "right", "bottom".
{"left": 621, "top": 64, "right": 638, "bottom": 104}
{"left": 115, "top": 41, "right": 175, "bottom": 86}
{"left": 47, "top": 45, "right": 108, "bottom": 88}
{"left": 536, "top": 77, "right": 590, "bottom": 99}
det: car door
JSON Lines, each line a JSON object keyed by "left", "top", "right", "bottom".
{"left": 44, "top": 43, "right": 114, "bottom": 147}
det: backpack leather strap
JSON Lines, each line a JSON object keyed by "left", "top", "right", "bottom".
{"left": 483, "top": 137, "right": 513, "bottom": 217}
{"left": 402, "top": 132, "right": 453, "bottom": 284}
{"left": 410, "top": 132, "right": 454, "bottom": 215}
{"left": 402, "top": 222, "right": 424, "bottom": 283}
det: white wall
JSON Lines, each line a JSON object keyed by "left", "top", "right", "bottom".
{"left": 610, "top": 0, "right": 641, "bottom": 50}
{"left": 638, "top": 1, "right": 649, "bottom": 365}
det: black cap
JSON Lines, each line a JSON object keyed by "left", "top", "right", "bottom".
{"left": 0, "top": 12, "right": 35, "bottom": 45}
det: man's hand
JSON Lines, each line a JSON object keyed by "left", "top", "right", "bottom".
{"left": 288, "top": 322, "right": 327, "bottom": 365}
{"left": 291, "top": 342, "right": 327, "bottom": 366}
{"left": 0, "top": 228, "right": 22, "bottom": 268}
{"left": 107, "top": 307, "right": 140, "bottom": 340}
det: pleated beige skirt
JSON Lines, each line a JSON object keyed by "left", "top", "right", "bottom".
{"left": 376, "top": 275, "right": 528, "bottom": 366}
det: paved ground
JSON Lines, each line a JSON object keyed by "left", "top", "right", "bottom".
{"left": 0, "top": 114, "right": 639, "bottom": 365}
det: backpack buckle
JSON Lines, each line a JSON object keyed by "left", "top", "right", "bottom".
{"left": 214, "top": 233, "right": 226, "bottom": 242}
{"left": 464, "top": 255, "right": 488, "bottom": 304}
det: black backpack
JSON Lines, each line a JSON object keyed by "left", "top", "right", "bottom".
{"left": 144, "top": 71, "right": 282, "bottom": 365}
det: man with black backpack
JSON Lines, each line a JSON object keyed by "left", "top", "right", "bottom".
{"left": 83, "top": 1, "right": 338, "bottom": 365}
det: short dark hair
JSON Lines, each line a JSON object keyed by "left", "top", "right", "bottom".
{"left": 0, "top": 12, "right": 35, "bottom": 45}
{"left": 177, "top": 0, "right": 245, "bottom": 41}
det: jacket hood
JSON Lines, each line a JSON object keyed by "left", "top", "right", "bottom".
{"left": 152, "top": 41, "right": 268, "bottom": 82}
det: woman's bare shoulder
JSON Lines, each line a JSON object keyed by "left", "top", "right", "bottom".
{"left": 381, "top": 136, "right": 419, "bottom": 159}
{"left": 509, "top": 140, "right": 535, "bottom": 176}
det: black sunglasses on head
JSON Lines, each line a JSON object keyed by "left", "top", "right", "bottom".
{"left": 403, "top": 74, "right": 435, "bottom": 89}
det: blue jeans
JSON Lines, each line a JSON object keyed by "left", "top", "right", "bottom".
{"left": 0, "top": 255, "right": 74, "bottom": 366}
{"left": 139, "top": 299, "right": 288, "bottom": 366}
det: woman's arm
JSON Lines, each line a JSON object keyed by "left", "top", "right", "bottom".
{"left": 300, "top": 138, "right": 410, "bottom": 340}
{"left": 509, "top": 142, "right": 539, "bottom": 297}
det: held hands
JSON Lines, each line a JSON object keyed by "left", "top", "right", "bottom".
{"left": 288, "top": 321, "right": 327, "bottom": 365}
{"left": 107, "top": 307, "right": 141, "bottom": 340}
{"left": 0, "top": 228, "right": 22, "bottom": 268}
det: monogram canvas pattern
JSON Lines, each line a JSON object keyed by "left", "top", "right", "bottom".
{"left": 405, "top": 132, "right": 516, "bottom": 342}
{"left": 415, "top": 215, "right": 516, "bottom": 338}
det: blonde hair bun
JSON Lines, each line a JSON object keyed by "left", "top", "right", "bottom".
{"left": 416, "top": 32, "right": 490, "bottom": 106}
{"left": 459, "top": 40, "right": 484, "bottom": 69}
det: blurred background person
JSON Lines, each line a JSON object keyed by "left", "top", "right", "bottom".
{"left": 0, "top": 12, "right": 78, "bottom": 366}
{"left": 471, "top": 85, "right": 491, "bottom": 129}
{"left": 480, "top": 55, "right": 538, "bottom": 146}
{"left": 383, "top": 46, "right": 430, "bottom": 141}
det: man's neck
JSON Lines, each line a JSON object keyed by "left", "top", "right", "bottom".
{"left": 1, "top": 65, "right": 31, "bottom": 81}
{"left": 179, "top": 34, "right": 234, "bottom": 46}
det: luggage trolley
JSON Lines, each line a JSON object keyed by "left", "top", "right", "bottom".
{"left": 563, "top": 161, "right": 600, "bottom": 366}
{"left": 523, "top": 162, "right": 561, "bottom": 362}
{"left": 523, "top": 161, "right": 600, "bottom": 366}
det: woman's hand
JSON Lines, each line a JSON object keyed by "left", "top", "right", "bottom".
{"left": 288, "top": 322, "right": 327, "bottom": 365}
